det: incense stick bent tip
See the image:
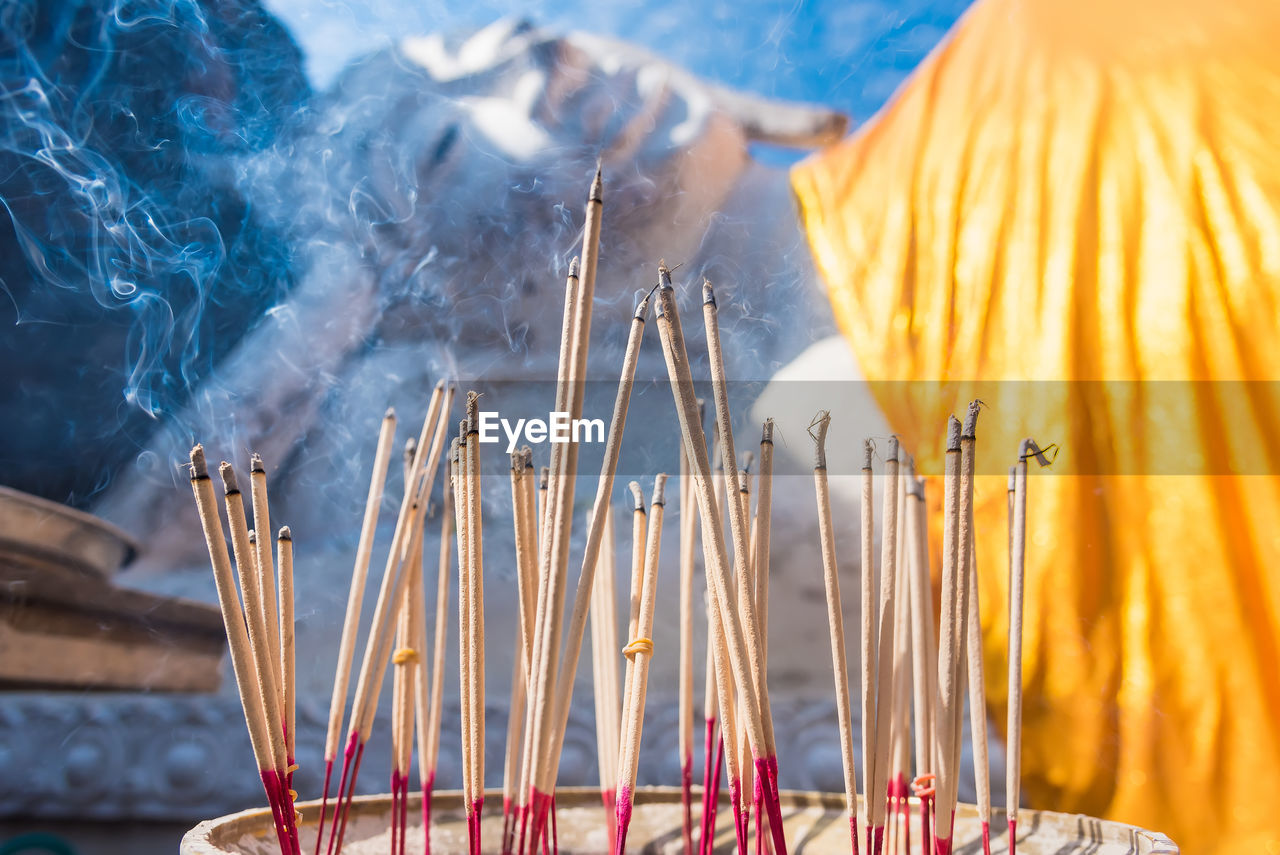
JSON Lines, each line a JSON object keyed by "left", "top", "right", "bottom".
{"left": 962, "top": 400, "right": 982, "bottom": 439}
{"left": 629, "top": 481, "right": 645, "bottom": 512}
{"left": 808, "top": 411, "right": 832, "bottom": 469}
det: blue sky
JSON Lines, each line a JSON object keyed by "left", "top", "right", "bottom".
{"left": 262, "top": 0, "right": 974, "bottom": 136}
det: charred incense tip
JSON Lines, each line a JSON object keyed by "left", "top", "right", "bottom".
{"left": 962, "top": 399, "right": 982, "bottom": 440}
{"left": 634, "top": 290, "right": 652, "bottom": 320}
{"left": 248, "top": 529, "right": 257, "bottom": 545}
{"left": 885, "top": 435, "right": 900, "bottom": 464}
{"left": 250, "top": 453, "right": 265, "bottom": 474}
{"left": 702, "top": 279, "right": 716, "bottom": 307}
{"left": 697, "top": 398, "right": 706, "bottom": 422}
{"left": 652, "top": 473, "right": 668, "bottom": 506}
{"left": 465, "top": 391, "right": 480, "bottom": 430}
{"left": 539, "top": 466, "right": 549, "bottom": 490}
{"left": 589, "top": 162, "right": 603, "bottom": 203}
{"left": 629, "top": 481, "right": 645, "bottom": 512}
{"left": 278, "top": 526, "right": 292, "bottom": 541}
{"left": 809, "top": 410, "right": 832, "bottom": 470}
{"left": 947, "top": 415, "right": 962, "bottom": 452}
{"left": 1008, "top": 465, "right": 1017, "bottom": 491}
{"left": 862, "top": 439, "right": 873, "bottom": 471}
{"left": 189, "top": 445, "right": 208, "bottom": 480}
{"left": 405, "top": 437, "right": 418, "bottom": 463}
{"left": 761, "top": 418, "right": 774, "bottom": 445}
{"left": 219, "top": 461, "right": 241, "bottom": 495}
{"left": 510, "top": 450, "right": 525, "bottom": 473}
{"left": 384, "top": 406, "right": 396, "bottom": 421}
{"left": 434, "top": 378, "right": 446, "bottom": 391}
{"left": 449, "top": 436, "right": 461, "bottom": 464}
{"left": 908, "top": 476, "right": 925, "bottom": 500}
{"left": 569, "top": 256, "right": 581, "bottom": 279}
{"left": 658, "top": 261, "right": 674, "bottom": 292}
{"left": 521, "top": 446, "right": 533, "bottom": 468}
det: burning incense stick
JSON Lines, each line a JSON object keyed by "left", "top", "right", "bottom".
{"left": 700, "top": 279, "right": 786, "bottom": 855}
{"left": 614, "top": 474, "right": 667, "bottom": 855}
{"left": 964, "top": 511, "right": 991, "bottom": 855}
{"left": 317, "top": 408, "right": 396, "bottom": 855}
{"left": 809, "top": 412, "right": 860, "bottom": 855}
{"left": 870, "top": 437, "right": 901, "bottom": 855}
{"left": 391, "top": 440, "right": 424, "bottom": 855}
{"left": 250, "top": 455, "right": 281, "bottom": 713}
{"left": 932, "top": 416, "right": 963, "bottom": 855}
{"left": 277, "top": 526, "right": 296, "bottom": 791}
{"left": 189, "top": 447, "right": 297, "bottom": 855}
{"left": 887, "top": 453, "right": 913, "bottom": 855}
{"left": 859, "top": 440, "right": 877, "bottom": 855}
{"left": 700, "top": 589, "right": 722, "bottom": 855}
{"left": 905, "top": 472, "right": 936, "bottom": 855}
{"left": 753, "top": 421, "right": 775, "bottom": 855}
{"left": 1007, "top": 444, "right": 1032, "bottom": 855}
{"left": 464, "top": 395, "right": 487, "bottom": 842}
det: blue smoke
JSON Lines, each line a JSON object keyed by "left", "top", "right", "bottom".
{"left": 0, "top": 0, "right": 309, "bottom": 504}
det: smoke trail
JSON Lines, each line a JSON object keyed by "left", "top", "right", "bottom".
{"left": 0, "top": 0, "right": 308, "bottom": 503}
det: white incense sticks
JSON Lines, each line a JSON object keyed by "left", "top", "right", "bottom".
{"left": 809, "top": 413, "right": 860, "bottom": 855}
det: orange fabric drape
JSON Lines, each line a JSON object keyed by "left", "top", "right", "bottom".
{"left": 792, "top": 1, "right": 1280, "bottom": 852}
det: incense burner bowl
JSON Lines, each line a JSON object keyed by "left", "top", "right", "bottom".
{"left": 180, "top": 786, "right": 1178, "bottom": 854}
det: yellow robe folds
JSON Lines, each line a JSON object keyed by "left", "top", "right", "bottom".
{"left": 792, "top": 1, "right": 1280, "bottom": 852}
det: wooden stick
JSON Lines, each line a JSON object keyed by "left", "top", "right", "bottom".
{"left": 699, "top": 279, "right": 786, "bottom": 855}
{"left": 809, "top": 413, "right": 860, "bottom": 855}
{"left": 752, "top": 422, "right": 775, "bottom": 855}
{"left": 1007, "top": 446, "right": 1030, "bottom": 855}
{"left": 188, "top": 447, "right": 292, "bottom": 855}
{"left": 700, "top": 588, "right": 722, "bottom": 855}
{"left": 870, "top": 437, "right": 900, "bottom": 855}
{"left": 888, "top": 460, "right": 913, "bottom": 855}
{"left": 391, "top": 440, "right": 422, "bottom": 855}
{"left": 859, "top": 440, "right": 877, "bottom": 855}
{"left": 454, "top": 434, "right": 473, "bottom": 827}
{"left": 317, "top": 409, "right": 396, "bottom": 855}
{"left": 613, "top": 474, "right": 668, "bottom": 855}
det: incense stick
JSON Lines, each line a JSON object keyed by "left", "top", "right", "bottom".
{"left": 317, "top": 409, "right": 396, "bottom": 855}
{"left": 422, "top": 443, "right": 456, "bottom": 855}
{"left": 700, "top": 588, "right": 722, "bottom": 855}
{"left": 753, "top": 421, "right": 775, "bottom": 855}
{"left": 886, "top": 448, "right": 913, "bottom": 855}
{"left": 679, "top": 412, "right": 702, "bottom": 855}
{"left": 277, "top": 526, "right": 296, "bottom": 790}
{"left": 809, "top": 413, "right": 860, "bottom": 855}
{"left": 391, "top": 439, "right": 424, "bottom": 855}
{"left": 870, "top": 437, "right": 901, "bottom": 855}
{"left": 859, "top": 440, "right": 877, "bottom": 855}
{"left": 964, "top": 506, "right": 991, "bottom": 855}
{"left": 1007, "top": 446, "right": 1030, "bottom": 855}
{"left": 590, "top": 503, "right": 621, "bottom": 853}
{"left": 614, "top": 474, "right": 667, "bottom": 855}
{"left": 700, "top": 279, "right": 786, "bottom": 855}
{"left": 250, "top": 454, "right": 281, "bottom": 714}
{"left": 905, "top": 472, "right": 936, "bottom": 855}
{"left": 188, "top": 447, "right": 296, "bottom": 855}
{"left": 932, "top": 417, "right": 963, "bottom": 855}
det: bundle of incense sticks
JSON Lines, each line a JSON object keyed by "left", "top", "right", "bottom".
{"left": 187, "top": 166, "right": 1044, "bottom": 855}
